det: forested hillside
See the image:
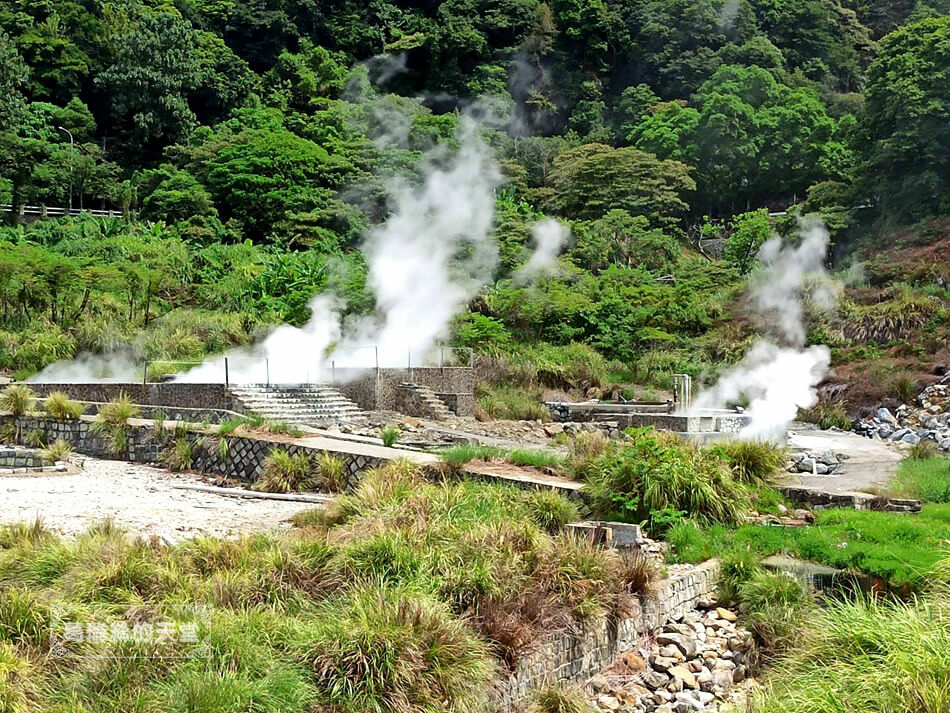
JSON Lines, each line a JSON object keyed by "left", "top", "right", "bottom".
{"left": 2, "top": 0, "right": 950, "bottom": 415}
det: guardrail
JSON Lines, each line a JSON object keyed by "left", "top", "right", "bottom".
{"left": 1, "top": 204, "right": 123, "bottom": 219}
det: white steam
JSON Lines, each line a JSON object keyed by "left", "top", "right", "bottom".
{"left": 175, "top": 118, "right": 502, "bottom": 383}
{"left": 693, "top": 219, "right": 836, "bottom": 441}
{"left": 515, "top": 218, "right": 570, "bottom": 282}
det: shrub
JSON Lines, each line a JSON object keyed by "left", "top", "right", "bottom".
{"left": 379, "top": 424, "right": 401, "bottom": 448}
{"left": 799, "top": 400, "right": 852, "bottom": 430}
{"left": 96, "top": 394, "right": 140, "bottom": 425}
{"left": 294, "top": 584, "right": 494, "bottom": 713}
{"left": 519, "top": 489, "right": 582, "bottom": 534}
{"left": 717, "top": 551, "right": 763, "bottom": 606}
{"left": 159, "top": 437, "right": 196, "bottom": 472}
{"left": 583, "top": 428, "right": 748, "bottom": 525}
{"left": 737, "top": 570, "right": 813, "bottom": 659}
{"left": 616, "top": 549, "right": 659, "bottom": 597}
{"left": 316, "top": 452, "right": 347, "bottom": 493}
{"left": 476, "top": 385, "right": 550, "bottom": 421}
{"left": 255, "top": 450, "right": 314, "bottom": 493}
{"left": 24, "top": 429, "right": 46, "bottom": 447}
{"left": 41, "top": 439, "right": 74, "bottom": 464}
{"left": 708, "top": 440, "right": 787, "bottom": 484}
{"left": 42, "top": 391, "right": 83, "bottom": 420}
{"left": 566, "top": 430, "right": 609, "bottom": 479}
{"left": 908, "top": 439, "right": 939, "bottom": 460}
{"left": 528, "top": 686, "right": 596, "bottom": 713}
{"left": 0, "top": 385, "right": 35, "bottom": 417}
{"left": 90, "top": 394, "right": 140, "bottom": 455}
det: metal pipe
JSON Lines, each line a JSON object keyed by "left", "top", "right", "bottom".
{"left": 224, "top": 357, "right": 229, "bottom": 388}
{"left": 265, "top": 359, "right": 270, "bottom": 385}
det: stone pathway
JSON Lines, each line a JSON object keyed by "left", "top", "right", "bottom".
{"left": 0, "top": 456, "right": 312, "bottom": 542}
{"left": 781, "top": 427, "right": 903, "bottom": 494}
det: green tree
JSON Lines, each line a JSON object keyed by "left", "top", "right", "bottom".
{"left": 858, "top": 16, "right": 950, "bottom": 223}
{"left": 548, "top": 143, "right": 695, "bottom": 229}
{"left": 571, "top": 210, "right": 680, "bottom": 274}
{"left": 723, "top": 208, "right": 771, "bottom": 274}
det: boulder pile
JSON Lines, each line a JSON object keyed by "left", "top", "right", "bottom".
{"left": 854, "top": 376, "right": 950, "bottom": 451}
{"left": 785, "top": 450, "right": 843, "bottom": 475}
{"left": 587, "top": 605, "right": 757, "bottom": 713}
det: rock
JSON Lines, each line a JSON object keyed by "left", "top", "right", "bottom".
{"left": 818, "top": 451, "right": 838, "bottom": 466}
{"left": 642, "top": 670, "right": 670, "bottom": 690}
{"left": 902, "top": 432, "right": 921, "bottom": 445}
{"left": 890, "top": 428, "right": 910, "bottom": 441}
{"left": 596, "top": 695, "right": 621, "bottom": 711}
{"left": 713, "top": 669, "right": 734, "bottom": 688}
{"left": 876, "top": 407, "right": 898, "bottom": 425}
{"left": 652, "top": 656, "right": 678, "bottom": 673}
{"left": 655, "top": 706, "right": 673, "bottom": 713}
{"left": 776, "top": 503, "right": 788, "bottom": 515}
{"left": 668, "top": 665, "right": 698, "bottom": 690}
{"left": 623, "top": 651, "right": 647, "bottom": 672}
{"left": 814, "top": 462, "right": 830, "bottom": 474}
{"left": 686, "top": 659, "right": 703, "bottom": 673}
{"left": 659, "top": 645, "right": 683, "bottom": 661}
{"left": 733, "top": 664, "right": 747, "bottom": 683}
{"left": 793, "top": 508, "right": 810, "bottom": 520}
{"left": 716, "top": 607, "right": 738, "bottom": 622}
{"left": 673, "top": 690, "right": 704, "bottom": 711}
{"left": 657, "top": 632, "right": 697, "bottom": 659}
{"left": 543, "top": 423, "right": 564, "bottom": 436}
{"left": 795, "top": 458, "right": 817, "bottom": 473}
{"left": 591, "top": 675, "right": 611, "bottom": 693}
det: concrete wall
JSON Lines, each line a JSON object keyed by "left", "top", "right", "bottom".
{"left": 28, "top": 383, "right": 235, "bottom": 411}
{"left": 494, "top": 560, "right": 721, "bottom": 711}
{"left": 4, "top": 415, "right": 384, "bottom": 488}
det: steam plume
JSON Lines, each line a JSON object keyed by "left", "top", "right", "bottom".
{"left": 515, "top": 218, "right": 570, "bottom": 282}
{"left": 692, "top": 219, "right": 836, "bottom": 441}
{"left": 175, "top": 117, "right": 501, "bottom": 383}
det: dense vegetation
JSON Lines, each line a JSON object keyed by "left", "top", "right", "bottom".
{"left": 1, "top": 0, "right": 950, "bottom": 409}
{"left": 0, "top": 463, "right": 657, "bottom": 711}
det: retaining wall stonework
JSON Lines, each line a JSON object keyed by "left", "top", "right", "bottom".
{"left": 332, "top": 368, "right": 475, "bottom": 415}
{"left": 493, "top": 560, "right": 721, "bottom": 711}
{"left": 28, "top": 383, "right": 235, "bottom": 411}
{"left": 4, "top": 416, "right": 384, "bottom": 488}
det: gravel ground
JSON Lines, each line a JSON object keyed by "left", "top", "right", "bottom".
{"left": 0, "top": 457, "right": 313, "bottom": 542}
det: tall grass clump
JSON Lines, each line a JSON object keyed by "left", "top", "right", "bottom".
{"left": 755, "top": 574, "right": 950, "bottom": 712}
{"left": 294, "top": 584, "right": 494, "bottom": 713}
{"left": 736, "top": 570, "right": 814, "bottom": 659}
{"left": 40, "top": 439, "right": 74, "bottom": 464}
{"left": 583, "top": 427, "right": 748, "bottom": 527}
{"left": 379, "top": 424, "right": 401, "bottom": 448}
{"left": 708, "top": 440, "right": 787, "bottom": 484}
{"left": 890, "top": 456, "right": 950, "bottom": 502}
{"left": 440, "top": 444, "right": 564, "bottom": 471}
{"left": 159, "top": 437, "right": 196, "bottom": 472}
{"left": 316, "top": 452, "right": 347, "bottom": 493}
{"left": 475, "top": 385, "right": 550, "bottom": 421}
{"left": 90, "top": 393, "right": 140, "bottom": 455}
{"left": 0, "top": 384, "right": 35, "bottom": 417}
{"left": 527, "top": 686, "right": 596, "bottom": 713}
{"left": 254, "top": 449, "right": 314, "bottom": 493}
{"left": 42, "top": 391, "right": 83, "bottom": 420}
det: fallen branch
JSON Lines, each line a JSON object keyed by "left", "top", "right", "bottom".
{"left": 170, "top": 483, "right": 331, "bottom": 503}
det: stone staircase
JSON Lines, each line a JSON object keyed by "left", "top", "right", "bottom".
{"left": 229, "top": 384, "right": 365, "bottom": 425}
{"left": 397, "top": 382, "right": 454, "bottom": 421}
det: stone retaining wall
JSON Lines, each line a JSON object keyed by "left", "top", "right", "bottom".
{"left": 3, "top": 416, "right": 385, "bottom": 489}
{"left": 333, "top": 368, "right": 475, "bottom": 415}
{"left": 28, "top": 383, "right": 235, "bottom": 411}
{"left": 494, "top": 560, "right": 721, "bottom": 711}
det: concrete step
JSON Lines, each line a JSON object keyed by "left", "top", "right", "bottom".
{"left": 229, "top": 383, "right": 365, "bottom": 425}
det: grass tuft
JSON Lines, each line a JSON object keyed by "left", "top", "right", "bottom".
{"left": 708, "top": 439, "right": 787, "bottom": 484}
{"left": 379, "top": 424, "right": 401, "bottom": 448}
{"left": 254, "top": 450, "right": 314, "bottom": 493}
{"left": 40, "top": 439, "right": 74, "bottom": 464}
{"left": 527, "top": 685, "right": 596, "bottom": 713}
{"left": 0, "top": 385, "right": 35, "bottom": 417}
{"left": 42, "top": 391, "right": 84, "bottom": 420}
{"left": 890, "top": 456, "right": 950, "bottom": 502}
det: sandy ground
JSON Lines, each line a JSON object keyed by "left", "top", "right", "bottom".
{"left": 782, "top": 428, "right": 905, "bottom": 494}
{"left": 0, "top": 457, "right": 314, "bottom": 542}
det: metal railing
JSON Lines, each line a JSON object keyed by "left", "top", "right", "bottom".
{"left": 1, "top": 204, "right": 124, "bottom": 219}
{"left": 144, "top": 345, "right": 475, "bottom": 387}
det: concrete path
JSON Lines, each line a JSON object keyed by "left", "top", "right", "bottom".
{"left": 0, "top": 457, "right": 311, "bottom": 542}
{"left": 781, "top": 428, "right": 904, "bottom": 494}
